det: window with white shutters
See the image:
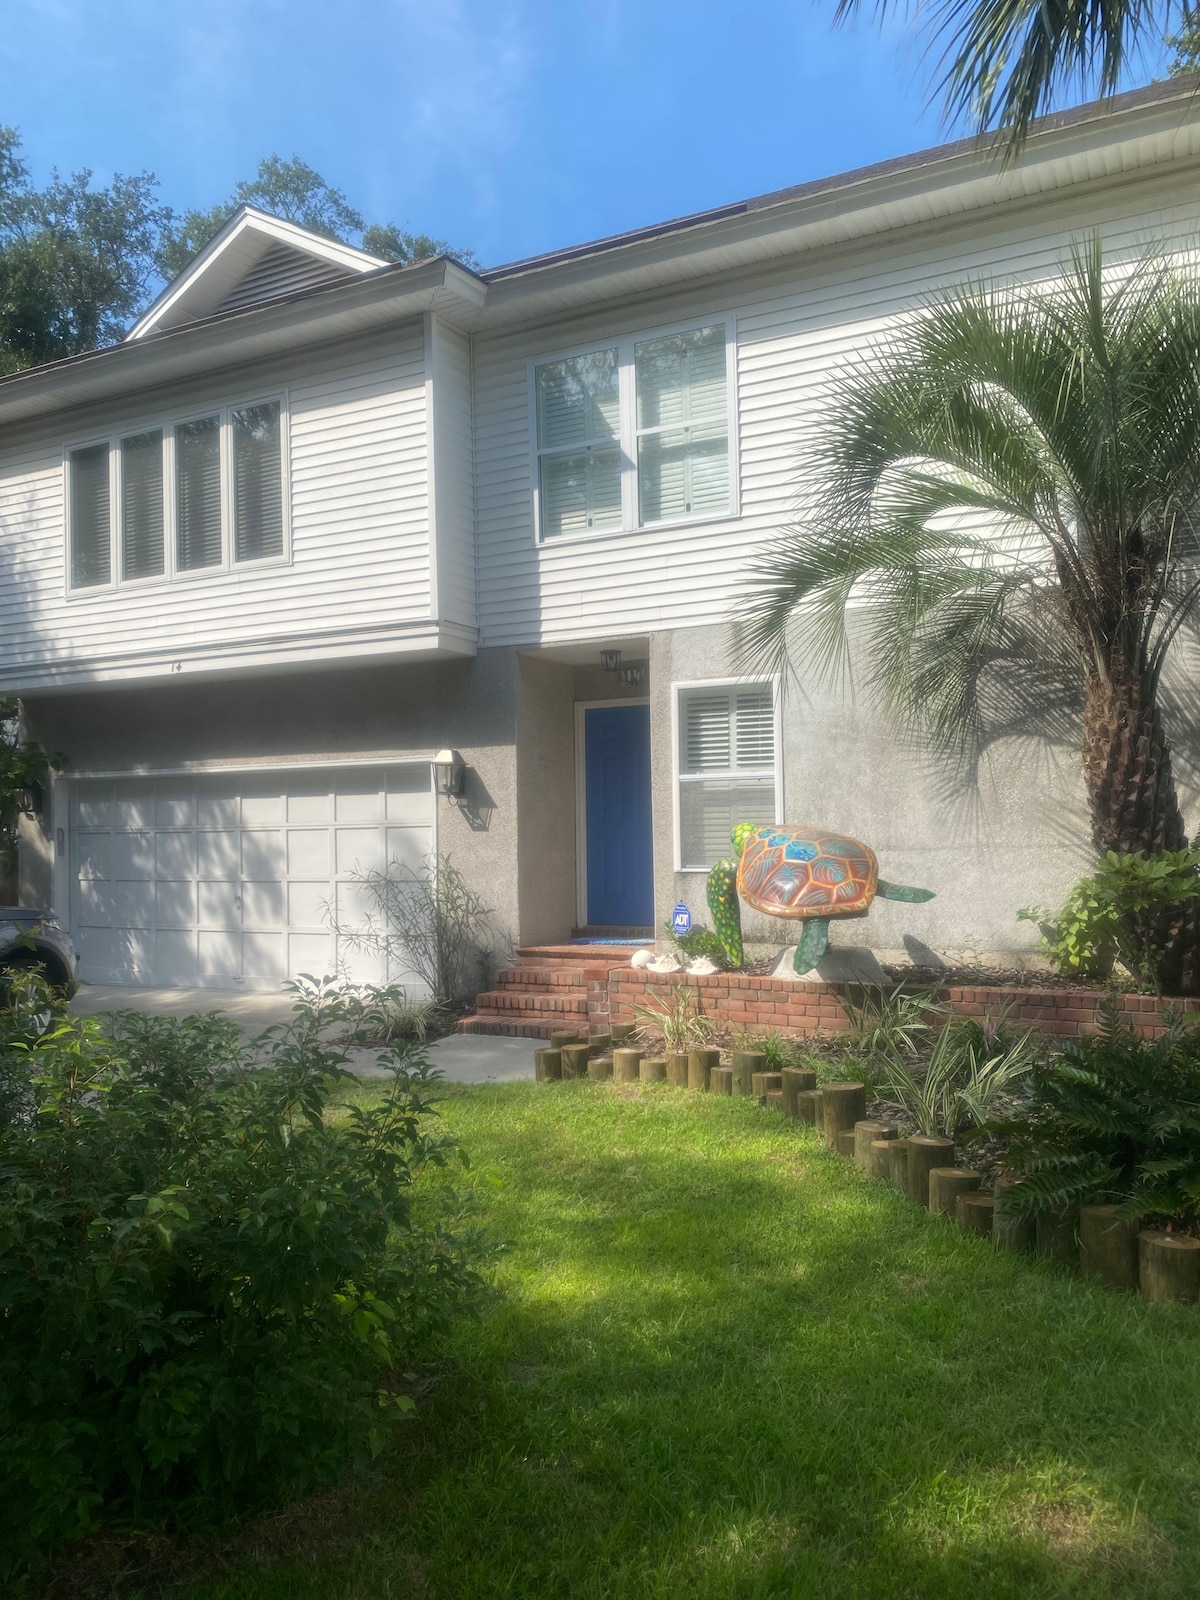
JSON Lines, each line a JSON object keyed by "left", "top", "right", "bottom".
{"left": 635, "top": 326, "right": 729, "bottom": 525}
{"left": 535, "top": 349, "right": 622, "bottom": 539}
{"left": 677, "top": 682, "right": 777, "bottom": 870}
{"left": 532, "top": 321, "right": 735, "bottom": 542}
{"left": 66, "top": 396, "right": 288, "bottom": 592}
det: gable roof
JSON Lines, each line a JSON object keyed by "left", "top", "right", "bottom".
{"left": 127, "top": 206, "right": 389, "bottom": 340}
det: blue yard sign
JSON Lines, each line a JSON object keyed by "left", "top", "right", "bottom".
{"left": 671, "top": 902, "right": 692, "bottom": 936}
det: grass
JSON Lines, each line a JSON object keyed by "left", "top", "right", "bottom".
{"left": 170, "top": 1082, "right": 1200, "bottom": 1599}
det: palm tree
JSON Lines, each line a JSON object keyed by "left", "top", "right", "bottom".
{"left": 833, "top": 0, "right": 1195, "bottom": 151}
{"left": 737, "top": 240, "right": 1200, "bottom": 988}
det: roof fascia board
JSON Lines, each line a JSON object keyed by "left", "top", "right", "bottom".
{"left": 0, "top": 258, "right": 487, "bottom": 431}
{"left": 476, "top": 95, "right": 1200, "bottom": 325}
{"left": 128, "top": 205, "right": 390, "bottom": 341}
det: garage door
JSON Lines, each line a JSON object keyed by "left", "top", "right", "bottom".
{"left": 70, "top": 766, "right": 434, "bottom": 992}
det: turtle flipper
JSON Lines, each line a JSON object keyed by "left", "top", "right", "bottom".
{"left": 706, "top": 858, "right": 744, "bottom": 967}
{"left": 875, "top": 880, "right": 936, "bottom": 903}
{"left": 793, "top": 918, "right": 829, "bottom": 974}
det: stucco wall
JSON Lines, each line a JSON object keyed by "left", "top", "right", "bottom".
{"left": 20, "top": 650, "right": 522, "bottom": 957}
{"left": 515, "top": 654, "right": 576, "bottom": 944}
{"left": 649, "top": 620, "right": 1119, "bottom": 962}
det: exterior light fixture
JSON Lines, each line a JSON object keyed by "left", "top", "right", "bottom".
{"left": 432, "top": 748, "right": 466, "bottom": 802}
{"left": 16, "top": 781, "right": 43, "bottom": 818}
{"left": 599, "top": 649, "right": 622, "bottom": 673}
{"left": 619, "top": 666, "right": 645, "bottom": 690}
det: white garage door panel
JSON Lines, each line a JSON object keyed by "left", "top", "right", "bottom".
{"left": 70, "top": 767, "right": 433, "bottom": 993}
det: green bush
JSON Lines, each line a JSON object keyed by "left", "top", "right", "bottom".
{"left": 988, "top": 1006, "right": 1200, "bottom": 1224}
{"left": 661, "top": 920, "right": 735, "bottom": 969}
{"left": 1020, "top": 848, "right": 1200, "bottom": 990}
{"left": 0, "top": 973, "right": 486, "bottom": 1582}
{"left": 876, "top": 1008, "right": 1043, "bottom": 1139}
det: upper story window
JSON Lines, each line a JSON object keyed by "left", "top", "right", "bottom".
{"left": 67, "top": 397, "right": 287, "bottom": 592}
{"left": 533, "top": 321, "right": 734, "bottom": 541}
{"left": 675, "top": 680, "right": 779, "bottom": 871}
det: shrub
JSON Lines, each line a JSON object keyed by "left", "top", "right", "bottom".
{"left": 661, "top": 921, "right": 734, "bottom": 969}
{"left": 876, "top": 1008, "right": 1043, "bottom": 1139}
{"left": 988, "top": 1006, "right": 1200, "bottom": 1224}
{"left": 0, "top": 974, "right": 486, "bottom": 1582}
{"left": 1020, "top": 848, "right": 1200, "bottom": 991}
{"left": 839, "top": 985, "right": 948, "bottom": 1065}
{"left": 335, "top": 852, "right": 495, "bottom": 1004}
{"left": 632, "top": 984, "right": 713, "bottom": 1053}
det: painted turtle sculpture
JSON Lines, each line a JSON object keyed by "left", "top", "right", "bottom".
{"left": 706, "top": 822, "right": 935, "bottom": 974}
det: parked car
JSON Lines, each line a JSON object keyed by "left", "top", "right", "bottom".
{"left": 0, "top": 908, "right": 78, "bottom": 994}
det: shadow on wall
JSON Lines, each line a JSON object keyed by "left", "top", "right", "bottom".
{"left": 455, "top": 770, "right": 496, "bottom": 833}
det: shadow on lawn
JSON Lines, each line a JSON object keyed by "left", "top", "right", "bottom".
{"left": 59, "top": 1085, "right": 1199, "bottom": 1600}
{"left": 390, "top": 1087, "right": 1197, "bottom": 1600}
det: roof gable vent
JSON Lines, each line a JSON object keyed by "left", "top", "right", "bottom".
{"left": 215, "top": 241, "right": 352, "bottom": 314}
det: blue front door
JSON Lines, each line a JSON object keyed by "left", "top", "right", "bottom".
{"left": 584, "top": 703, "right": 654, "bottom": 928}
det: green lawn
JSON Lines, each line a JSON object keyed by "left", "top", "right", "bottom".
{"left": 187, "top": 1081, "right": 1200, "bottom": 1600}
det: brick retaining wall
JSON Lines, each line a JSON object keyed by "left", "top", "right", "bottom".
{"left": 601, "top": 967, "right": 1200, "bottom": 1040}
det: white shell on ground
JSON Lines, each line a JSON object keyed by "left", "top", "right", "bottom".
{"left": 630, "top": 949, "right": 654, "bottom": 969}
{"left": 686, "top": 957, "right": 719, "bottom": 975}
{"left": 647, "top": 954, "right": 682, "bottom": 974}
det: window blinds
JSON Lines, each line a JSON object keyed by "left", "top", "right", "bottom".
{"left": 233, "top": 402, "right": 283, "bottom": 562}
{"left": 175, "top": 416, "right": 222, "bottom": 570}
{"left": 121, "top": 430, "right": 164, "bottom": 580}
{"left": 678, "top": 683, "right": 776, "bottom": 869}
{"left": 536, "top": 350, "right": 622, "bottom": 539}
{"left": 70, "top": 443, "right": 110, "bottom": 589}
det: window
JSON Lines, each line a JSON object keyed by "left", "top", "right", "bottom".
{"left": 69, "top": 443, "right": 111, "bottom": 589}
{"left": 66, "top": 397, "right": 287, "bottom": 591}
{"left": 533, "top": 321, "right": 733, "bottom": 541}
{"left": 121, "top": 430, "right": 165, "bottom": 579}
{"left": 676, "top": 682, "right": 778, "bottom": 870}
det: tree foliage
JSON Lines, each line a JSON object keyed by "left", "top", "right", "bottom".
{"left": 833, "top": 0, "right": 1195, "bottom": 153}
{"left": 0, "top": 132, "right": 474, "bottom": 373}
{"left": 155, "top": 152, "right": 475, "bottom": 281}
{"left": 0, "top": 696, "right": 60, "bottom": 891}
{"left": 739, "top": 240, "right": 1200, "bottom": 986}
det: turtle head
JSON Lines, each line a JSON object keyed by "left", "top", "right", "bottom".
{"left": 730, "top": 821, "right": 758, "bottom": 858}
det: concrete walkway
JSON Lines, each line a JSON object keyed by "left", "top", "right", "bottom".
{"left": 69, "top": 983, "right": 534, "bottom": 1085}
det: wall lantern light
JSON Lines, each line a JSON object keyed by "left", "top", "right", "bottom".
{"left": 599, "top": 649, "right": 622, "bottom": 673}
{"left": 432, "top": 748, "right": 466, "bottom": 802}
{"left": 17, "top": 781, "right": 44, "bottom": 818}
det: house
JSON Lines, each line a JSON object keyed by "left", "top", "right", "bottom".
{"left": 3, "top": 79, "right": 1199, "bottom": 1003}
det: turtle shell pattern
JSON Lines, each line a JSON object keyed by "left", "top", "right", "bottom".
{"left": 736, "top": 825, "right": 879, "bottom": 920}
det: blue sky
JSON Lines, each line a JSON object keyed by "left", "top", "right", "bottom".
{"left": 0, "top": 0, "right": 1173, "bottom": 273}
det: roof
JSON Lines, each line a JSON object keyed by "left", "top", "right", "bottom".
{"left": 0, "top": 75, "right": 1197, "bottom": 430}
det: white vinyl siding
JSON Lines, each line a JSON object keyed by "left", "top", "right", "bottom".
{"left": 676, "top": 682, "right": 777, "bottom": 871}
{"left": 531, "top": 322, "right": 732, "bottom": 542}
{"left": 474, "top": 172, "right": 1200, "bottom": 647}
{"left": 0, "top": 326, "right": 435, "bottom": 684}
{"left": 69, "top": 443, "right": 111, "bottom": 589}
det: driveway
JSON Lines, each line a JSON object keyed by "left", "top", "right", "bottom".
{"left": 69, "top": 984, "right": 534, "bottom": 1085}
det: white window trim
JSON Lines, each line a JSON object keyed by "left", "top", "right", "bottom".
{"left": 671, "top": 675, "right": 784, "bottom": 874}
{"left": 63, "top": 390, "right": 292, "bottom": 597}
{"left": 528, "top": 314, "right": 739, "bottom": 546}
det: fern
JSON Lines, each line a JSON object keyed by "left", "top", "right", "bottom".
{"left": 992, "top": 1018, "right": 1200, "bottom": 1225}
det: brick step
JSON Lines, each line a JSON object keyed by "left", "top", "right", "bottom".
{"left": 515, "top": 944, "right": 646, "bottom": 969}
{"left": 472, "top": 989, "right": 588, "bottom": 1017}
{"left": 457, "top": 1015, "right": 563, "bottom": 1039}
{"left": 494, "top": 966, "right": 587, "bottom": 990}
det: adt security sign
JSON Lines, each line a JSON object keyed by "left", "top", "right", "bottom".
{"left": 671, "top": 902, "right": 692, "bottom": 936}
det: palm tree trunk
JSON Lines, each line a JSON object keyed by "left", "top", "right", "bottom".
{"left": 1082, "top": 671, "right": 1198, "bottom": 993}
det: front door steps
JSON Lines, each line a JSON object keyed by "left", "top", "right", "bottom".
{"left": 457, "top": 944, "right": 649, "bottom": 1038}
